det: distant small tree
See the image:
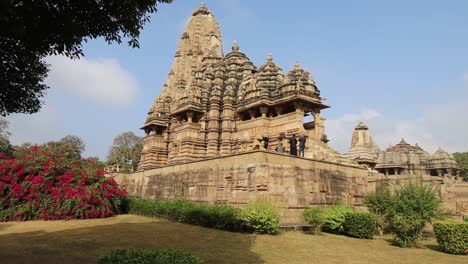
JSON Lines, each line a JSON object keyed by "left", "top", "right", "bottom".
{"left": 389, "top": 185, "right": 442, "bottom": 247}
{"left": 453, "top": 152, "right": 468, "bottom": 182}
{"left": 43, "top": 135, "right": 86, "bottom": 162}
{"left": 107, "top": 132, "right": 143, "bottom": 171}
{"left": 13, "top": 142, "right": 33, "bottom": 159}
{"left": 0, "top": 118, "right": 14, "bottom": 156}
{"left": 13, "top": 135, "right": 85, "bottom": 162}
{"left": 363, "top": 187, "right": 394, "bottom": 235}
{"left": 88, "top": 157, "right": 107, "bottom": 168}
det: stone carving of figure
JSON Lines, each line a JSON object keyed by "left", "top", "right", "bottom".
{"left": 289, "top": 134, "right": 297, "bottom": 156}
{"left": 262, "top": 134, "right": 269, "bottom": 151}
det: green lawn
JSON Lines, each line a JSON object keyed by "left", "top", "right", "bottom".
{"left": 0, "top": 215, "right": 465, "bottom": 264}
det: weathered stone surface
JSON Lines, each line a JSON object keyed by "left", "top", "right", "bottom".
{"left": 115, "top": 151, "right": 368, "bottom": 224}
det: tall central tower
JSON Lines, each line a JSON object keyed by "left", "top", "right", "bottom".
{"left": 162, "top": 2, "right": 223, "bottom": 98}
{"left": 139, "top": 3, "right": 224, "bottom": 169}
{"left": 138, "top": 2, "right": 330, "bottom": 170}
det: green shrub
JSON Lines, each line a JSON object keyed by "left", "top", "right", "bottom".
{"left": 464, "top": 217, "right": 468, "bottom": 223}
{"left": 433, "top": 221, "right": 468, "bottom": 254}
{"left": 343, "top": 212, "right": 376, "bottom": 239}
{"left": 321, "top": 205, "right": 354, "bottom": 233}
{"left": 97, "top": 248, "right": 204, "bottom": 264}
{"left": 185, "top": 204, "right": 242, "bottom": 231}
{"left": 127, "top": 197, "right": 242, "bottom": 231}
{"left": 389, "top": 185, "right": 442, "bottom": 247}
{"left": 303, "top": 207, "right": 325, "bottom": 234}
{"left": 239, "top": 198, "right": 280, "bottom": 234}
{"left": 393, "top": 185, "right": 442, "bottom": 223}
{"left": 363, "top": 189, "right": 393, "bottom": 235}
{"left": 389, "top": 214, "right": 425, "bottom": 248}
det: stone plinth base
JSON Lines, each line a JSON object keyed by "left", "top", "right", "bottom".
{"left": 113, "top": 151, "right": 369, "bottom": 224}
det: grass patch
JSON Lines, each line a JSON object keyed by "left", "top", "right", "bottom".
{"left": 0, "top": 215, "right": 466, "bottom": 264}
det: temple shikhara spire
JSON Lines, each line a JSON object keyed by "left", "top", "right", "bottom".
{"left": 138, "top": 3, "right": 337, "bottom": 169}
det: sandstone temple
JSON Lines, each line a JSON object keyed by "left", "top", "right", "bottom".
{"left": 115, "top": 3, "right": 468, "bottom": 223}
{"left": 138, "top": 2, "right": 342, "bottom": 169}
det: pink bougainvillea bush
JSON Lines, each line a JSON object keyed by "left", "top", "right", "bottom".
{"left": 0, "top": 146, "right": 127, "bottom": 221}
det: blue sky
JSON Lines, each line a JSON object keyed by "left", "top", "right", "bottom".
{"left": 6, "top": 0, "right": 468, "bottom": 159}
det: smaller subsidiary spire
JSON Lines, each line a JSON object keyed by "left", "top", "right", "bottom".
{"left": 193, "top": 2, "right": 210, "bottom": 16}
{"left": 355, "top": 122, "right": 368, "bottom": 130}
{"left": 267, "top": 53, "right": 273, "bottom": 62}
{"left": 294, "top": 61, "right": 301, "bottom": 70}
{"left": 436, "top": 147, "right": 446, "bottom": 153}
{"left": 232, "top": 40, "right": 239, "bottom": 51}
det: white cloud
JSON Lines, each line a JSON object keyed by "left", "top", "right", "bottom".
{"left": 326, "top": 99, "right": 468, "bottom": 155}
{"left": 46, "top": 56, "right": 139, "bottom": 106}
{"left": 7, "top": 105, "right": 64, "bottom": 146}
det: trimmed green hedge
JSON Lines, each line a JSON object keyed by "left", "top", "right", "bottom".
{"left": 97, "top": 248, "right": 204, "bottom": 264}
{"left": 303, "top": 207, "right": 324, "bottom": 234}
{"left": 433, "top": 221, "right": 468, "bottom": 255}
{"left": 126, "top": 197, "right": 242, "bottom": 231}
{"left": 321, "top": 205, "right": 354, "bottom": 233}
{"left": 125, "top": 197, "right": 280, "bottom": 234}
{"left": 343, "top": 212, "right": 376, "bottom": 239}
{"left": 238, "top": 198, "right": 280, "bottom": 234}
{"left": 304, "top": 205, "right": 372, "bottom": 238}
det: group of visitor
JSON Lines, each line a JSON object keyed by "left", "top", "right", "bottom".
{"left": 261, "top": 134, "right": 307, "bottom": 157}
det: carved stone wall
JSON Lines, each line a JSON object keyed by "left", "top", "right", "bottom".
{"left": 114, "top": 151, "right": 369, "bottom": 224}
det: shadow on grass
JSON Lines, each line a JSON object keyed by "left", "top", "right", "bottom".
{"left": 0, "top": 223, "right": 11, "bottom": 232}
{"left": 424, "top": 244, "right": 442, "bottom": 252}
{"left": 0, "top": 220, "right": 264, "bottom": 264}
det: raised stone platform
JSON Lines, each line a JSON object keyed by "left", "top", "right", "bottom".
{"left": 113, "top": 151, "right": 369, "bottom": 224}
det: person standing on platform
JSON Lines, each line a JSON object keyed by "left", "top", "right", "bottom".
{"left": 276, "top": 142, "right": 284, "bottom": 153}
{"left": 299, "top": 135, "right": 306, "bottom": 157}
{"left": 289, "top": 134, "right": 298, "bottom": 156}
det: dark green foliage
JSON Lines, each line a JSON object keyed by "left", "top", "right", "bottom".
{"left": 238, "top": 198, "right": 280, "bottom": 234}
{"left": 343, "top": 212, "right": 376, "bottom": 239}
{"left": 364, "top": 185, "right": 443, "bottom": 247}
{"left": 453, "top": 152, "right": 468, "bottom": 182}
{"left": 433, "top": 221, "right": 468, "bottom": 255}
{"left": 464, "top": 217, "right": 468, "bottom": 223}
{"left": 127, "top": 197, "right": 280, "bottom": 234}
{"left": 97, "top": 248, "right": 204, "bottom": 264}
{"left": 0, "top": 38, "right": 48, "bottom": 116}
{"left": 363, "top": 188, "right": 393, "bottom": 235}
{"left": 303, "top": 207, "right": 325, "bottom": 234}
{"left": 388, "top": 185, "right": 442, "bottom": 247}
{"left": 389, "top": 214, "right": 425, "bottom": 248}
{"left": 320, "top": 205, "right": 354, "bottom": 233}
{"left": 392, "top": 185, "right": 442, "bottom": 223}
{"left": 0, "top": 0, "right": 174, "bottom": 116}
{"left": 127, "top": 197, "right": 243, "bottom": 232}
{"left": 185, "top": 203, "right": 243, "bottom": 231}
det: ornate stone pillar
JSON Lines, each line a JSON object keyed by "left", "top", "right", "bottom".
{"left": 260, "top": 106, "right": 269, "bottom": 118}
{"left": 248, "top": 109, "right": 256, "bottom": 120}
{"left": 274, "top": 106, "right": 283, "bottom": 116}
{"left": 187, "top": 111, "right": 194, "bottom": 123}
{"left": 220, "top": 91, "right": 234, "bottom": 155}
{"left": 207, "top": 91, "right": 221, "bottom": 157}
